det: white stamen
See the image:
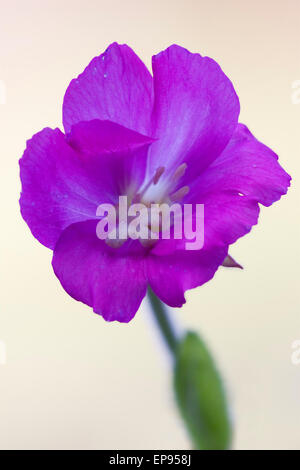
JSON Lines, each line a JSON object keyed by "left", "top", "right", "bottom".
{"left": 153, "top": 166, "right": 165, "bottom": 185}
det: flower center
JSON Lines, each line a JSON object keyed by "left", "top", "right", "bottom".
{"left": 105, "top": 163, "right": 189, "bottom": 249}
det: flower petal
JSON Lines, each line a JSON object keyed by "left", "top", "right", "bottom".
{"left": 20, "top": 128, "right": 99, "bottom": 249}
{"left": 147, "top": 45, "right": 240, "bottom": 180}
{"left": 201, "top": 192, "right": 260, "bottom": 250}
{"left": 67, "top": 119, "right": 154, "bottom": 196}
{"left": 147, "top": 247, "right": 227, "bottom": 308}
{"left": 63, "top": 43, "right": 153, "bottom": 136}
{"left": 157, "top": 124, "right": 290, "bottom": 255}
{"left": 19, "top": 122, "right": 152, "bottom": 249}
{"left": 190, "top": 123, "right": 291, "bottom": 206}
{"left": 52, "top": 220, "right": 147, "bottom": 322}
{"left": 67, "top": 119, "right": 154, "bottom": 155}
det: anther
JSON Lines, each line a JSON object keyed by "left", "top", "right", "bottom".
{"left": 169, "top": 185, "right": 190, "bottom": 202}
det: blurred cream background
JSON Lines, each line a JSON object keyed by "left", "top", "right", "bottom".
{"left": 0, "top": 0, "right": 299, "bottom": 450}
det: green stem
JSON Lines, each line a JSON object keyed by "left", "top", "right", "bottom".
{"left": 147, "top": 287, "right": 178, "bottom": 355}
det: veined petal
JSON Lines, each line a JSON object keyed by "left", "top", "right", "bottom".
{"left": 147, "top": 247, "right": 227, "bottom": 308}
{"left": 67, "top": 119, "right": 154, "bottom": 155}
{"left": 52, "top": 220, "right": 147, "bottom": 322}
{"left": 190, "top": 123, "right": 291, "bottom": 206}
{"left": 20, "top": 128, "right": 100, "bottom": 249}
{"left": 157, "top": 124, "right": 290, "bottom": 256}
{"left": 67, "top": 119, "right": 154, "bottom": 196}
{"left": 63, "top": 43, "right": 154, "bottom": 136}
{"left": 147, "top": 45, "right": 240, "bottom": 181}
{"left": 19, "top": 122, "right": 152, "bottom": 249}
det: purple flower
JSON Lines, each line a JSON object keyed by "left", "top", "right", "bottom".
{"left": 19, "top": 43, "right": 291, "bottom": 322}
